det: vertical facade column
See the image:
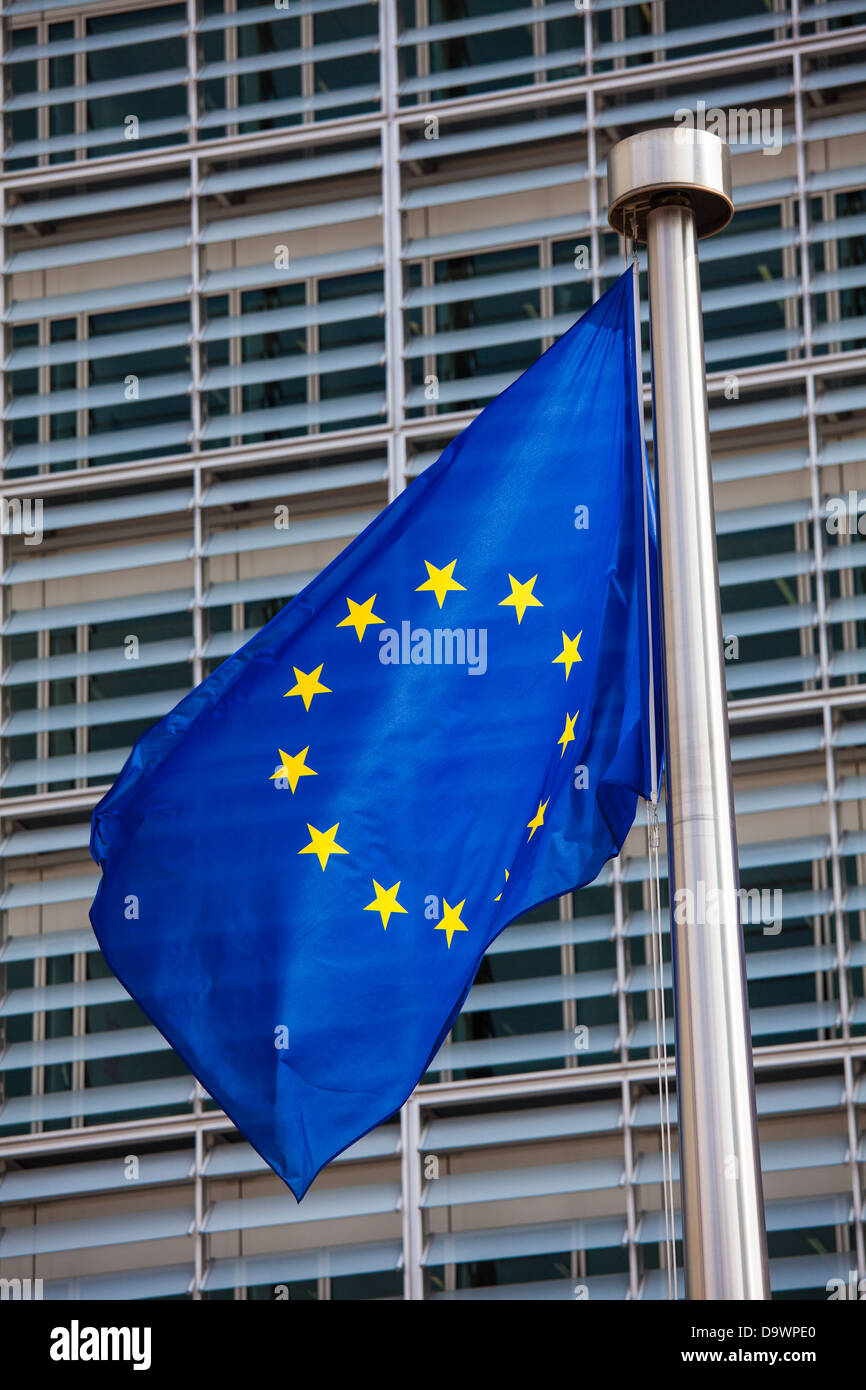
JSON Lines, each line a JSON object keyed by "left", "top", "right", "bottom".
{"left": 187, "top": 1, "right": 205, "bottom": 688}
{"left": 193, "top": 1124, "right": 205, "bottom": 1299}
{"left": 400, "top": 1096, "right": 424, "bottom": 1298}
{"left": 380, "top": 0, "right": 407, "bottom": 501}
{"left": 583, "top": 6, "right": 602, "bottom": 307}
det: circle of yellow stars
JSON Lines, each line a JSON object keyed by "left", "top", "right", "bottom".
{"left": 269, "top": 556, "right": 586, "bottom": 945}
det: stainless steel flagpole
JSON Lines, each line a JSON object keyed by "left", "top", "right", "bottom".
{"left": 607, "top": 127, "right": 771, "bottom": 1300}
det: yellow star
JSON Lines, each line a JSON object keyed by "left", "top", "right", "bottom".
{"left": 284, "top": 663, "right": 331, "bottom": 710}
{"left": 526, "top": 797, "right": 549, "bottom": 841}
{"left": 499, "top": 573, "right": 543, "bottom": 624}
{"left": 269, "top": 746, "right": 317, "bottom": 793}
{"left": 416, "top": 559, "right": 466, "bottom": 609}
{"left": 494, "top": 869, "right": 510, "bottom": 902}
{"left": 298, "top": 822, "right": 348, "bottom": 871}
{"left": 435, "top": 897, "right": 468, "bottom": 949}
{"left": 557, "top": 711, "right": 579, "bottom": 758}
{"left": 364, "top": 879, "right": 408, "bottom": 930}
{"left": 553, "top": 630, "right": 582, "bottom": 680}
{"left": 337, "top": 594, "right": 384, "bottom": 642}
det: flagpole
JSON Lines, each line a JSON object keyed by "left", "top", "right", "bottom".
{"left": 607, "top": 127, "right": 771, "bottom": 1300}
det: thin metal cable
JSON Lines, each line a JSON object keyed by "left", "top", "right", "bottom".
{"left": 630, "top": 238, "right": 678, "bottom": 1300}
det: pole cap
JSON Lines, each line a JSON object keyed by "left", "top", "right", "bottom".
{"left": 607, "top": 126, "right": 733, "bottom": 242}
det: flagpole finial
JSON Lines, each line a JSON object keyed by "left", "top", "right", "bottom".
{"left": 607, "top": 126, "right": 733, "bottom": 244}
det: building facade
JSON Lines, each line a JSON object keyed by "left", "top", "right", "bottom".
{"left": 0, "top": 0, "right": 865, "bottom": 1300}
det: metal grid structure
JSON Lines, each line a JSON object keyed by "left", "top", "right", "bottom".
{"left": 0, "top": 0, "right": 865, "bottom": 1300}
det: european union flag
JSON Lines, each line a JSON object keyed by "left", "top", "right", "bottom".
{"left": 90, "top": 270, "right": 662, "bottom": 1199}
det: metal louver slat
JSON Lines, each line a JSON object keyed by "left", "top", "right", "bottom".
{"left": 5, "top": 423, "right": 192, "bottom": 473}
{"left": 202, "top": 1129, "right": 400, "bottom": 1178}
{"left": 422, "top": 1101, "right": 624, "bottom": 1152}
{"left": 399, "top": 1, "right": 575, "bottom": 45}
{"left": 5, "top": 636, "right": 194, "bottom": 686}
{"left": 595, "top": 8, "right": 790, "bottom": 62}
{"left": 405, "top": 312, "right": 577, "bottom": 358}
{"left": 204, "top": 342, "right": 384, "bottom": 393}
{"left": 203, "top": 1183, "right": 401, "bottom": 1234}
{"left": 8, "top": 325, "right": 191, "bottom": 371}
{"left": 5, "top": 538, "right": 191, "bottom": 585}
{"left": 6, "top": 277, "right": 192, "bottom": 326}
{"left": 803, "top": 60, "right": 866, "bottom": 93}
{"left": 38, "top": 490, "right": 193, "bottom": 531}
{"left": 465, "top": 967, "right": 616, "bottom": 1012}
{"left": 198, "top": 0, "right": 370, "bottom": 31}
{"left": 8, "top": 226, "right": 191, "bottom": 276}
{"left": 6, "top": 373, "right": 191, "bottom": 422}
{"left": 1, "top": 976, "right": 129, "bottom": 1016}
{"left": 0, "top": 1026, "right": 170, "bottom": 1072}
{"left": 0, "top": 1151, "right": 194, "bottom": 1203}
{"left": 727, "top": 655, "right": 821, "bottom": 692}
{"left": 7, "top": 18, "right": 188, "bottom": 63}
{"left": 202, "top": 393, "right": 387, "bottom": 442}
{"left": 4, "top": 687, "right": 188, "bottom": 736}
{"left": 715, "top": 447, "right": 809, "bottom": 481}
{"left": 800, "top": 0, "right": 866, "bottom": 18}
{"left": 432, "top": 1027, "right": 616, "bottom": 1073}
{"left": 5, "top": 69, "right": 188, "bottom": 115}
{"left": 3, "top": 587, "right": 193, "bottom": 636}
{"left": 0, "top": 1078, "right": 197, "bottom": 1129}
{"left": 203, "top": 244, "right": 383, "bottom": 295}
{"left": 403, "top": 163, "right": 587, "bottom": 210}
{"left": 0, "top": 923, "right": 96, "bottom": 952}
{"left": 199, "top": 36, "right": 379, "bottom": 85}
{"left": 5, "top": 179, "right": 189, "bottom": 225}
{"left": 203, "top": 1240, "right": 402, "bottom": 1293}
{"left": 405, "top": 213, "right": 588, "bottom": 260}
{"left": 423, "top": 1157, "right": 626, "bottom": 1208}
{"left": 203, "top": 461, "right": 386, "bottom": 507}
{"left": 200, "top": 196, "right": 380, "bottom": 246}
{"left": 200, "top": 147, "right": 380, "bottom": 199}
{"left": 432, "top": 1274, "right": 627, "bottom": 1300}
{"left": 399, "top": 47, "right": 584, "bottom": 96}
{"left": 401, "top": 112, "right": 586, "bottom": 162}
{"left": 1, "top": 823, "right": 93, "bottom": 856}
{"left": 815, "top": 315, "right": 866, "bottom": 345}
{"left": 0, "top": 867, "right": 98, "bottom": 909}
{"left": 7, "top": 117, "right": 191, "bottom": 162}
{"left": 424, "top": 1215, "right": 628, "bottom": 1266}
{"left": 717, "top": 498, "right": 812, "bottom": 533}
{"left": 0, "top": 1206, "right": 194, "bottom": 1259}
{"left": 405, "top": 262, "right": 590, "bottom": 310}
{"left": 43, "top": 1266, "right": 194, "bottom": 1301}
{"left": 198, "top": 84, "right": 380, "bottom": 133}
{"left": 203, "top": 508, "right": 378, "bottom": 559}
{"left": 592, "top": 76, "right": 793, "bottom": 134}
{"left": 3, "top": 750, "right": 128, "bottom": 789}
{"left": 487, "top": 914, "right": 614, "bottom": 954}
{"left": 204, "top": 573, "right": 316, "bottom": 609}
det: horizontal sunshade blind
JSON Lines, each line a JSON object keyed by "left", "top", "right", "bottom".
{"left": 4, "top": 0, "right": 381, "bottom": 165}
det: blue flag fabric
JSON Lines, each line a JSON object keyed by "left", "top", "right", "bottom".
{"left": 90, "top": 269, "right": 662, "bottom": 1199}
